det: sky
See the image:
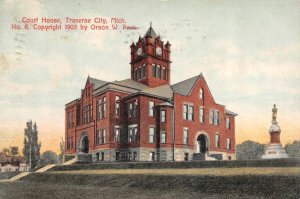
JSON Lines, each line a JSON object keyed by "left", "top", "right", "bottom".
{"left": 0, "top": 0, "right": 299, "bottom": 154}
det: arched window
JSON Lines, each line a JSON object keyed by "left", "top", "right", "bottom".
{"left": 134, "top": 68, "right": 137, "bottom": 80}
{"left": 162, "top": 67, "right": 166, "bottom": 80}
{"left": 152, "top": 64, "right": 156, "bottom": 77}
{"left": 137, "top": 67, "right": 141, "bottom": 80}
{"left": 200, "top": 88, "right": 204, "bottom": 99}
{"left": 141, "top": 64, "right": 146, "bottom": 78}
{"left": 157, "top": 65, "right": 161, "bottom": 79}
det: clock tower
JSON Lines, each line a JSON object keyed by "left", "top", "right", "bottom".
{"left": 130, "top": 24, "right": 171, "bottom": 88}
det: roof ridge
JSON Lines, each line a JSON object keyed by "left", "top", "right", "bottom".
{"left": 171, "top": 74, "right": 201, "bottom": 87}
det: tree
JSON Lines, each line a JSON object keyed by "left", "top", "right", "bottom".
{"left": 10, "top": 146, "right": 19, "bottom": 156}
{"left": 236, "top": 140, "right": 265, "bottom": 160}
{"left": 23, "top": 120, "right": 41, "bottom": 169}
{"left": 59, "top": 137, "right": 65, "bottom": 164}
{"left": 2, "top": 146, "right": 19, "bottom": 156}
{"left": 2, "top": 148, "right": 10, "bottom": 156}
{"left": 40, "top": 151, "right": 59, "bottom": 165}
{"left": 285, "top": 141, "right": 300, "bottom": 158}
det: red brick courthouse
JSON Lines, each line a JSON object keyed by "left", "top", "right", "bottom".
{"left": 65, "top": 26, "right": 237, "bottom": 162}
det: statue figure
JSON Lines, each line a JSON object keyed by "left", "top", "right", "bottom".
{"left": 272, "top": 104, "right": 278, "bottom": 124}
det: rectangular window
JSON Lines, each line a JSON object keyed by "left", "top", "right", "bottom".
{"left": 102, "top": 129, "right": 106, "bottom": 144}
{"left": 160, "top": 132, "right": 166, "bottom": 144}
{"left": 102, "top": 97, "right": 106, "bottom": 119}
{"left": 128, "top": 127, "right": 137, "bottom": 143}
{"left": 133, "top": 151, "right": 137, "bottom": 161}
{"left": 128, "top": 128, "right": 133, "bottom": 143}
{"left": 183, "top": 128, "right": 188, "bottom": 145}
{"left": 149, "top": 152, "right": 155, "bottom": 161}
{"left": 213, "top": 110, "right": 219, "bottom": 125}
{"left": 97, "top": 99, "right": 101, "bottom": 120}
{"left": 115, "top": 96, "right": 120, "bottom": 116}
{"left": 226, "top": 138, "right": 231, "bottom": 149}
{"left": 115, "top": 127, "right": 120, "bottom": 143}
{"left": 82, "top": 107, "right": 85, "bottom": 124}
{"left": 188, "top": 106, "right": 194, "bottom": 121}
{"left": 134, "top": 68, "right": 137, "bottom": 80}
{"left": 128, "top": 152, "right": 132, "bottom": 161}
{"left": 152, "top": 64, "right": 156, "bottom": 77}
{"left": 160, "top": 110, "right": 166, "bottom": 122}
{"left": 128, "top": 103, "right": 133, "bottom": 118}
{"left": 149, "top": 101, "right": 154, "bottom": 116}
{"left": 67, "top": 112, "right": 71, "bottom": 128}
{"left": 149, "top": 127, "right": 155, "bottom": 143}
{"left": 89, "top": 105, "right": 92, "bottom": 122}
{"left": 71, "top": 111, "right": 74, "bottom": 127}
{"left": 183, "top": 105, "right": 188, "bottom": 120}
{"left": 101, "top": 152, "right": 104, "bottom": 161}
{"left": 133, "top": 100, "right": 138, "bottom": 116}
{"left": 133, "top": 127, "right": 137, "bottom": 142}
{"left": 96, "top": 130, "right": 101, "bottom": 145}
{"left": 199, "top": 108, "right": 204, "bottom": 123}
{"left": 141, "top": 64, "right": 145, "bottom": 78}
{"left": 183, "top": 104, "right": 193, "bottom": 121}
{"left": 215, "top": 134, "right": 220, "bottom": 148}
{"left": 209, "top": 110, "right": 214, "bottom": 124}
{"left": 226, "top": 117, "right": 230, "bottom": 129}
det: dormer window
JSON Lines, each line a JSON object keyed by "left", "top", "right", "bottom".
{"left": 200, "top": 88, "right": 204, "bottom": 99}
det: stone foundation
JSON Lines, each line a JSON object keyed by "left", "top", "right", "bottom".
{"left": 262, "top": 143, "right": 289, "bottom": 159}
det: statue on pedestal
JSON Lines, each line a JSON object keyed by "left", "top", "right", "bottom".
{"left": 262, "top": 105, "right": 288, "bottom": 159}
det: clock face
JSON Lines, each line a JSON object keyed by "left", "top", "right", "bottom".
{"left": 137, "top": 48, "right": 142, "bottom": 55}
{"left": 156, "top": 47, "right": 162, "bottom": 55}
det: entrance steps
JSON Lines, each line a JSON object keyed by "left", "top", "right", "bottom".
{"left": 193, "top": 153, "right": 218, "bottom": 161}
{"left": 77, "top": 153, "right": 92, "bottom": 163}
{"left": 193, "top": 153, "right": 205, "bottom": 161}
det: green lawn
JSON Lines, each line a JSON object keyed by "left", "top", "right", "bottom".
{"left": 0, "top": 166, "right": 299, "bottom": 198}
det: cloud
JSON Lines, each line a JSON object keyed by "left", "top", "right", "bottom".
{"left": 3, "top": 0, "right": 43, "bottom": 18}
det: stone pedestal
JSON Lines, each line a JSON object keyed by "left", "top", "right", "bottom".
{"left": 262, "top": 143, "right": 288, "bottom": 159}
{"left": 262, "top": 105, "right": 289, "bottom": 159}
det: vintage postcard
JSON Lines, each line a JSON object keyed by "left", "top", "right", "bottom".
{"left": 0, "top": 0, "right": 299, "bottom": 198}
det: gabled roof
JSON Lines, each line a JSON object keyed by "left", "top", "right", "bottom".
{"left": 112, "top": 79, "right": 149, "bottom": 90}
{"left": 144, "top": 26, "right": 158, "bottom": 38}
{"left": 171, "top": 74, "right": 201, "bottom": 96}
{"left": 139, "top": 85, "right": 173, "bottom": 99}
{"left": 89, "top": 77, "right": 108, "bottom": 90}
